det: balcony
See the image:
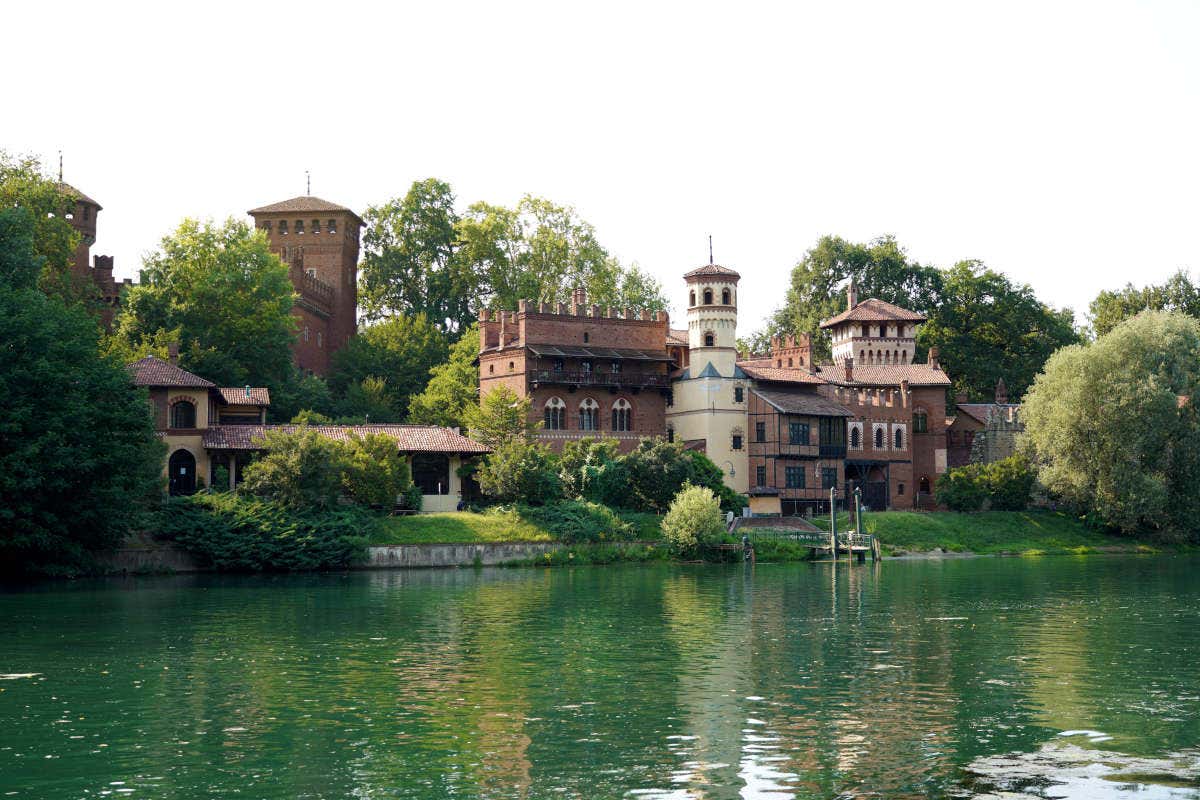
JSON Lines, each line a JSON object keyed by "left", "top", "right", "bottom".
{"left": 531, "top": 369, "right": 670, "bottom": 390}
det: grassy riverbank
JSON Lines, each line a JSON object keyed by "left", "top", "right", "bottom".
{"left": 370, "top": 507, "right": 662, "bottom": 545}
{"left": 813, "top": 509, "right": 1153, "bottom": 555}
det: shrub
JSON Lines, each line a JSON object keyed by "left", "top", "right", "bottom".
{"left": 558, "top": 437, "right": 622, "bottom": 500}
{"left": 661, "top": 485, "right": 726, "bottom": 553}
{"left": 935, "top": 455, "right": 1036, "bottom": 512}
{"left": 342, "top": 432, "right": 412, "bottom": 507}
{"left": 476, "top": 438, "right": 561, "bottom": 504}
{"left": 240, "top": 427, "right": 348, "bottom": 509}
{"left": 935, "top": 465, "right": 989, "bottom": 512}
{"left": 520, "top": 500, "right": 635, "bottom": 543}
{"left": 401, "top": 483, "right": 423, "bottom": 511}
{"left": 155, "top": 494, "right": 371, "bottom": 571}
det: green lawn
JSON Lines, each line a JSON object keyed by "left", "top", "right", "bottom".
{"left": 370, "top": 508, "right": 663, "bottom": 545}
{"left": 858, "top": 510, "right": 1148, "bottom": 555}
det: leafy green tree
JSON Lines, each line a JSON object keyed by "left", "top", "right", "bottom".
{"left": 336, "top": 376, "right": 395, "bottom": 423}
{"left": 0, "top": 151, "right": 85, "bottom": 300}
{"left": 475, "top": 438, "right": 561, "bottom": 504}
{"left": 465, "top": 385, "right": 538, "bottom": 450}
{"left": 358, "top": 179, "right": 476, "bottom": 333}
{"left": 240, "top": 428, "right": 348, "bottom": 509}
{"left": 661, "top": 485, "right": 726, "bottom": 553}
{"left": 1022, "top": 311, "right": 1200, "bottom": 536}
{"left": 919, "top": 261, "right": 1079, "bottom": 401}
{"left": 1088, "top": 270, "right": 1200, "bottom": 339}
{"left": 618, "top": 439, "right": 718, "bottom": 513}
{"left": 269, "top": 369, "right": 335, "bottom": 424}
{"left": 0, "top": 207, "right": 164, "bottom": 574}
{"left": 112, "top": 218, "right": 296, "bottom": 388}
{"left": 327, "top": 313, "right": 448, "bottom": 421}
{"left": 342, "top": 433, "right": 412, "bottom": 507}
{"left": 760, "top": 235, "right": 944, "bottom": 360}
{"left": 407, "top": 324, "right": 480, "bottom": 428}
{"left": 557, "top": 437, "right": 622, "bottom": 500}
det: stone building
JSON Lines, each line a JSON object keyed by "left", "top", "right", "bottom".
{"left": 477, "top": 289, "right": 674, "bottom": 452}
{"left": 946, "top": 378, "right": 1023, "bottom": 468}
{"left": 131, "top": 351, "right": 487, "bottom": 510}
{"left": 248, "top": 195, "right": 364, "bottom": 375}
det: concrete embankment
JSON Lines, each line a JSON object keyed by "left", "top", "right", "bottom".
{"left": 363, "top": 542, "right": 563, "bottom": 568}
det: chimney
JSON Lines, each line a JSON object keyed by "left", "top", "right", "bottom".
{"left": 995, "top": 377, "right": 1008, "bottom": 404}
{"left": 167, "top": 342, "right": 179, "bottom": 365}
{"left": 845, "top": 356, "right": 854, "bottom": 383}
{"left": 928, "top": 347, "right": 939, "bottom": 369}
{"left": 848, "top": 277, "right": 858, "bottom": 310}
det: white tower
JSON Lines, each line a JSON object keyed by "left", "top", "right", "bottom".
{"left": 667, "top": 262, "right": 749, "bottom": 493}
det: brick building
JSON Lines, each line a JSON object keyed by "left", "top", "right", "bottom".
{"left": 477, "top": 289, "right": 674, "bottom": 452}
{"left": 59, "top": 183, "right": 132, "bottom": 326}
{"left": 946, "top": 378, "right": 1023, "bottom": 468}
{"left": 248, "top": 196, "right": 364, "bottom": 375}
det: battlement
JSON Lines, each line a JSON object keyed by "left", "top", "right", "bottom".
{"left": 479, "top": 296, "right": 669, "bottom": 353}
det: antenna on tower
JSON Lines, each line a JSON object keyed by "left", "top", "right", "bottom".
{"left": 708, "top": 234, "right": 714, "bottom": 265}
{"left": 58, "top": 151, "right": 63, "bottom": 182}
{"left": 305, "top": 170, "right": 311, "bottom": 196}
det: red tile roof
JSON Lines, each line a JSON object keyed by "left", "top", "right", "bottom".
{"left": 218, "top": 387, "right": 271, "bottom": 406}
{"left": 202, "top": 424, "right": 490, "bottom": 454}
{"left": 683, "top": 263, "right": 741, "bottom": 280}
{"left": 737, "top": 364, "right": 828, "bottom": 385}
{"left": 248, "top": 195, "right": 358, "bottom": 215}
{"left": 667, "top": 328, "right": 689, "bottom": 346}
{"left": 750, "top": 388, "right": 854, "bottom": 417}
{"left": 819, "top": 298, "right": 926, "bottom": 328}
{"left": 129, "top": 356, "right": 215, "bottom": 388}
{"left": 816, "top": 363, "right": 952, "bottom": 387}
{"left": 57, "top": 182, "right": 101, "bottom": 209}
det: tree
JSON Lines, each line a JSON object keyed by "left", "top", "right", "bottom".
{"left": 407, "top": 324, "right": 480, "bottom": 428}
{"left": 0, "top": 207, "right": 164, "bottom": 574}
{"left": 269, "top": 369, "right": 335, "bottom": 424}
{"left": 326, "top": 313, "right": 448, "bottom": 421}
{"left": 1022, "top": 311, "right": 1200, "bottom": 536}
{"left": 919, "top": 261, "right": 1079, "bottom": 401}
{"left": 358, "top": 179, "right": 475, "bottom": 333}
{"left": 760, "top": 235, "right": 943, "bottom": 360}
{"left": 342, "top": 433, "right": 412, "bottom": 507}
{"left": 557, "top": 437, "right": 622, "bottom": 500}
{"left": 475, "top": 438, "right": 561, "bottom": 504}
{"left": 618, "top": 439, "right": 730, "bottom": 513}
{"left": 661, "top": 485, "right": 726, "bottom": 553}
{"left": 112, "top": 218, "right": 296, "bottom": 388}
{"left": 240, "top": 428, "right": 348, "bottom": 509}
{"left": 0, "top": 151, "right": 89, "bottom": 302}
{"left": 336, "top": 376, "right": 395, "bottom": 423}
{"left": 1088, "top": 270, "right": 1200, "bottom": 339}
{"left": 465, "top": 386, "right": 538, "bottom": 451}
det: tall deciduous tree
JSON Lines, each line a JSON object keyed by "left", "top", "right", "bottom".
{"left": 407, "top": 324, "right": 480, "bottom": 428}
{"left": 326, "top": 313, "right": 449, "bottom": 421}
{"left": 466, "top": 386, "right": 538, "bottom": 451}
{"left": 919, "top": 261, "right": 1078, "bottom": 402}
{"left": 112, "top": 218, "right": 296, "bottom": 388}
{"left": 0, "top": 207, "right": 164, "bottom": 574}
{"left": 1088, "top": 270, "right": 1200, "bottom": 339}
{"left": 760, "top": 235, "right": 943, "bottom": 359}
{"left": 1022, "top": 311, "right": 1200, "bottom": 537}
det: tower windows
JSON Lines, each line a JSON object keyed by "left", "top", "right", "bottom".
{"left": 328, "top": 219, "right": 337, "bottom": 234}
{"left": 850, "top": 424, "right": 862, "bottom": 449}
{"left": 703, "top": 288, "right": 713, "bottom": 305}
{"left": 893, "top": 426, "right": 904, "bottom": 449}
{"left": 303, "top": 326, "right": 310, "bottom": 342}
{"left": 914, "top": 410, "right": 928, "bottom": 433}
{"left": 544, "top": 397, "right": 566, "bottom": 430}
{"left": 689, "top": 290, "right": 696, "bottom": 307}
{"left": 579, "top": 398, "right": 599, "bottom": 431}
{"left": 704, "top": 331, "right": 715, "bottom": 347}
{"left": 280, "top": 220, "right": 288, "bottom": 235}
{"left": 874, "top": 426, "right": 885, "bottom": 449}
{"left": 312, "top": 219, "right": 320, "bottom": 234}
{"left": 612, "top": 398, "right": 632, "bottom": 431}
{"left": 731, "top": 427, "right": 744, "bottom": 451}
{"left": 296, "top": 220, "right": 305, "bottom": 234}
{"left": 722, "top": 288, "right": 731, "bottom": 304}
{"left": 756, "top": 466, "right": 767, "bottom": 487}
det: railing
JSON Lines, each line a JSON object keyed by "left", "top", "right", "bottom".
{"left": 819, "top": 445, "right": 847, "bottom": 458}
{"left": 531, "top": 370, "right": 670, "bottom": 389}
{"left": 298, "top": 272, "right": 335, "bottom": 314}
{"left": 746, "top": 529, "right": 874, "bottom": 550}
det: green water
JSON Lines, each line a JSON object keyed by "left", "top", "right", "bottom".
{"left": 2, "top": 557, "right": 1199, "bottom": 799}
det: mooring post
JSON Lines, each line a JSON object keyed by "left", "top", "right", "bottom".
{"left": 830, "top": 486, "right": 838, "bottom": 559}
{"left": 853, "top": 487, "right": 864, "bottom": 563}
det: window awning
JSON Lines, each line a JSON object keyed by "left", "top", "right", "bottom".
{"left": 526, "top": 344, "right": 674, "bottom": 362}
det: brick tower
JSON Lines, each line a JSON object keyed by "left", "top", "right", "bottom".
{"left": 248, "top": 196, "right": 364, "bottom": 375}
{"left": 57, "top": 182, "right": 131, "bottom": 327}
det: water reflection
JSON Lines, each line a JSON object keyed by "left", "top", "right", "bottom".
{"left": 0, "top": 558, "right": 1198, "bottom": 798}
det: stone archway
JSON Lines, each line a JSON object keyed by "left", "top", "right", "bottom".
{"left": 168, "top": 449, "right": 197, "bottom": 496}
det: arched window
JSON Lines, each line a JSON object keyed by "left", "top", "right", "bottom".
{"left": 850, "top": 426, "right": 861, "bottom": 449}
{"left": 703, "top": 288, "right": 713, "bottom": 305}
{"left": 168, "top": 449, "right": 197, "bottom": 496}
{"left": 579, "top": 398, "right": 599, "bottom": 431}
{"left": 721, "top": 288, "right": 731, "bottom": 304}
{"left": 894, "top": 427, "right": 904, "bottom": 449}
{"left": 689, "top": 290, "right": 696, "bottom": 307}
{"left": 914, "top": 410, "right": 928, "bottom": 433}
{"left": 612, "top": 398, "right": 632, "bottom": 431}
{"left": 544, "top": 397, "right": 566, "bottom": 430}
{"left": 874, "top": 426, "right": 885, "bottom": 449}
{"left": 170, "top": 400, "right": 196, "bottom": 429}
{"left": 704, "top": 331, "right": 715, "bottom": 347}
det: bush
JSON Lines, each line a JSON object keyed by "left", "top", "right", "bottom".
{"left": 342, "top": 432, "right": 411, "bottom": 507}
{"left": 935, "top": 455, "right": 1035, "bottom": 512}
{"left": 241, "top": 427, "right": 347, "bottom": 509}
{"left": 401, "top": 483, "right": 423, "bottom": 511}
{"left": 519, "top": 500, "right": 636, "bottom": 543}
{"left": 558, "top": 437, "right": 622, "bottom": 500}
{"left": 476, "top": 438, "right": 561, "bottom": 504}
{"left": 661, "top": 485, "right": 727, "bottom": 553}
{"left": 155, "top": 494, "right": 372, "bottom": 571}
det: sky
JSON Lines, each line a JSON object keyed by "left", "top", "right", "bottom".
{"left": 7, "top": 1, "right": 1199, "bottom": 334}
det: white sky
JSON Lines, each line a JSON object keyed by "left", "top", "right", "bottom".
{"left": 7, "top": 1, "right": 1199, "bottom": 334}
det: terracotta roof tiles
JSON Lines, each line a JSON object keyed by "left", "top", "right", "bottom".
{"left": 750, "top": 388, "right": 854, "bottom": 417}
{"left": 201, "top": 424, "right": 489, "bottom": 454}
{"left": 683, "top": 263, "right": 741, "bottom": 280}
{"left": 217, "top": 387, "right": 271, "bottom": 406}
{"left": 816, "top": 363, "right": 952, "bottom": 387}
{"left": 737, "top": 364, "right": 828, "bottom": 385}
{"left": 247, "top": 195, "right": 363, "bottom": 222}
{"left": 819, "top": 298, "right": 926, "bottom": 328}
{"left": 129, "top": 357, "right": 215, "bottom": 388}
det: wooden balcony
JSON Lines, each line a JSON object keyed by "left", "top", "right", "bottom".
{"left": 530, "top": 369, "right": 670, "bottom": 390}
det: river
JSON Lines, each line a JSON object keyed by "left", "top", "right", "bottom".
{"left": 1, "top": 556, "right": 1198, "bottom": 799}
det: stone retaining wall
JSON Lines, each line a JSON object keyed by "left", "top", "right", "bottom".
{"left": 364, "top": 542, "right": 563, "bottom": 568}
